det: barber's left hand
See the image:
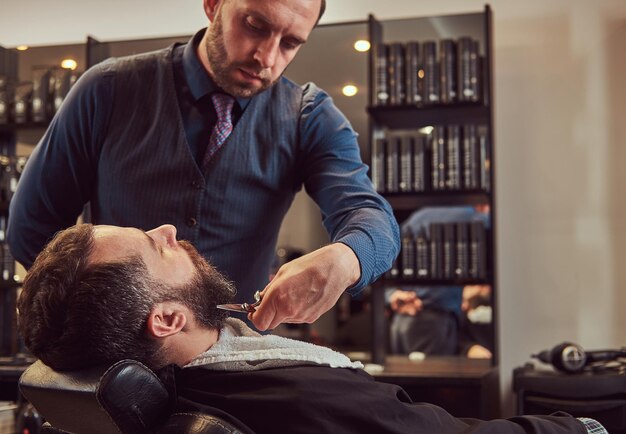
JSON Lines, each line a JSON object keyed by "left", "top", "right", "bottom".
{"left": 249, "top": 243, "right": 360, "bottom": 331}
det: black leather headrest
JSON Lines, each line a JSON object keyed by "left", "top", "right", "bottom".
{"left": 19, "top": 359, "right": 171, "bottom": 434}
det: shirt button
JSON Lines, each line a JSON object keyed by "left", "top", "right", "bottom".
{"left": 186, "top": 217, "right": 197, "bottom": 227}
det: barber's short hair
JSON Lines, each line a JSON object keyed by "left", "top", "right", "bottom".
{"left": 317, "top": 0, "right": 326, "bottom": 25}
{"left": 18, "top": 224, "right": 166, "bottom": 371}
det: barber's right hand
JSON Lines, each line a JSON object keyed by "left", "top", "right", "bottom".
{"left": 390, "top": 290, "right": 423, "bottom": 316}
{"left": 248, "top": 243, "right": 359, "bottom": 331}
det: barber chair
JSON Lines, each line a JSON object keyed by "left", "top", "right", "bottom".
{"left": 19, "top": 359, "right": 249, "bottom": 434}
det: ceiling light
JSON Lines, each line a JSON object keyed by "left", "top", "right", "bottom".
{"left": 61, "top": 59, "right": 78, "bottom": 70}
{"left": 342, "top": 85, "right": 358, "bottom": 97}
{"left": 354, "top": 40, "right": 371, "bottom": 52}
{"left": 16, "top": 45, "right": 29, "bottom": 51}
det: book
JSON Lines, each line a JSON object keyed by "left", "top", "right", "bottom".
{"left": 455, "top": 222, "right": 469, "bottom": 278}
{"left": 462, "top": 124, "right": 479, "bottom": 190}
{"left": 412, "top": 132, "right": 427, "bottom": 192}
{"left": 429, "top": 223, "right": 443, "bottom": 279}
{"left": 0, "top": 216, "right": 5, "bottom": 243}
{"left": 469, "top": 221, "right": 487, "bottom": 279}
{"left": 53, "top": 68, "right": 79, "bottom": 114}
{"left": 31, "top": 67, "right": 52, "bottom": 123}
{"left": 439, "top": 39, "right": 458, "bottom": 103}
{"left": 446, "top": 125, "right": 461, "bottom": 190}
{"left": 432, "top": 126, "right": 446, "bottom": 190}
{"left": 385, "top": 133, "right": 400, "bottom": 193}
{"left": 416, "top": 230, "right": 429, "bottom": 278}
{"left": 0, "top": 47, "right": 18, "bottom": 81}
{"left": 387, "top": 256, "right": 400, "bottom": 279}
{"left": 12, "top": 82, "right": 32, "bottom": 124}
{"left": 442, "top": 222, "right": 456, "bottom": 279}
{"left": 422, "top": 41, "right": 440, "bottom": 104}
{"left": 457, "top": 37, "right": 478, "bottom": 102}
{"left": 469, "top": 39, "right": 482, "bottom": 102}
{"left": 387, "top": 42, "right": 405, "bottom": 106}
{"left": 1, "top": 243, "right": 13, "bottom": 281}
{"left": 373, "top": 44, "right": 389, "bottom": 106}
{"left": 0, "top": 77, "right": 9, "bottom": 125}
{"left": 401, "top": 234, "right": 416, "bottom": 278}
{"left": 399, "top": 133, "right": 413, "bottom": 192}
{"left": 405, "top": 41, "right": 423, "bottom": 106}
{"left": 371, "top": 130, "right": 385, "bottom": 193}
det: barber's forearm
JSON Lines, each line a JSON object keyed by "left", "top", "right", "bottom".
{"left": 330, "top": 242, "right": 361, "bottom": 289}
{"left": 335, "top": 208, "right": 400, "bottom": 294}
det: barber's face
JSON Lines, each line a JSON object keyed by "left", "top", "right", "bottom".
{"left": 204, "top": 0, "right": 320, "bottom": 97}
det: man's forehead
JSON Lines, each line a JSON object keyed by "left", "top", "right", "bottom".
{"left": 232, "top": 0, "right": 320, "bottom": 34}
{"left": 90, "top": 225, "right": 143, "bottom": 263}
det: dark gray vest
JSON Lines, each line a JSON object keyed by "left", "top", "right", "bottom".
{"left": 94, "top": 46, "right": 307, "bottom": 300}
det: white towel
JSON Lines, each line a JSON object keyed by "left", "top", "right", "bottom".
{"left": 185, "top": 318, "right": 364, "bottom": 371}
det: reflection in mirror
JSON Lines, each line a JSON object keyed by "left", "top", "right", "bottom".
{"left": 386, "top": 205, "right": 492, "bottom": 359}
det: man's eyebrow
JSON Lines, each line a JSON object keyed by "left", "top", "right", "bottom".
{"left": 245, "top": 9, "right": 308, "bottom": 45}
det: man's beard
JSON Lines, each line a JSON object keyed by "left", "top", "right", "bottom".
{"left": 167, "top": 240, "right": 236, "bottom": 329}
{"left": 205, "top": 9, "right": 277, "bottom": 97}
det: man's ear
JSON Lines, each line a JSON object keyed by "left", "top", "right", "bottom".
{"left": 147, "top": 302, "right": 188, "bottom": 338}
{"left": 203, "top": 0, "right": 222, "bottom": 22}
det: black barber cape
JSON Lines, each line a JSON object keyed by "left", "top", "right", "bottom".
{"left": 161, "top": 365, "right": 585, "bottom": 434}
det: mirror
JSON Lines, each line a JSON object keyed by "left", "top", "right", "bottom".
{"left": 8, "top": 18, "right": 495, "bottom": 362}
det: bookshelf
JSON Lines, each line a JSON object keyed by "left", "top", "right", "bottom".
{"left": 366, "top": 6, "right": 497, "bottom": 372}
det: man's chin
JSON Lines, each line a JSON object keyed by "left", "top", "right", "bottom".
{"left": 226, "top": 83, "right": 266, "bottom": 98}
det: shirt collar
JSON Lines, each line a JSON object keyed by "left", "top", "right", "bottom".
{"left": 182, "top": 28, "right": 250, "bottom": 110}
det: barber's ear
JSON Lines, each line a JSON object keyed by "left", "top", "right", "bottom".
{"left": 203, "top": 0, "right": 221, "bottom": 21}
{"left": 147, "top": 302, "right": 188, "bottom": 338}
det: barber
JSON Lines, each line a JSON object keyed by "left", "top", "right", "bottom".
{"left": 7, "top": 0, "right": 399, "bottom": 331}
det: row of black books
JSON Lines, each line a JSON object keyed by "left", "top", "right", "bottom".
{"left": 0, "top": 155, "right": 26, "bottom": 210}
{"left": 373, "top": 37, "right": 482, "bottom": 106}
{"left": 371, "top": 124, "right": 490, "bottom": 193}
{"left": 387, "top": 221, "right": 488, "bottom": 281}
{"left": 0, "top": 216, "right": 15, "bottom": 282}
{"left": 0, "top": 67, "right": 81, "bottom": 125}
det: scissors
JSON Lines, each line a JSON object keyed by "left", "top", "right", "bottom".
{"left": 217, "top": 290, "right": 262, "bottom": 314}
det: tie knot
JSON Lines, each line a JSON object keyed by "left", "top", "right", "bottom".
{"left": 211, "top": 93, "right": 235, "bottom": 123}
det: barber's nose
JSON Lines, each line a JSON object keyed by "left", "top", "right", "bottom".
{"left": 254, "top": 39, "right": 278, "bottom": 69}
{"left": 146, "top": 224, "right": 178, "bottom": 248}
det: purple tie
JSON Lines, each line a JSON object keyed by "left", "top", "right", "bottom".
{"left": 203, "top": 93, "right": 235, "bottom": 169}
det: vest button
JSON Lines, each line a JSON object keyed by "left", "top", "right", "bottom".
{"left": 191, "top": 179, "right": 203, "bottom": 189}
{"left": 186, "top": 217, "right": 197, "bottom": 227}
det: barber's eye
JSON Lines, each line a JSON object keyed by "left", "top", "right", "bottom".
{"left": 282, "top": 40, "right": 298, "bottom": 50}
{"left": 245, "top": 17, "right": 264, "bottom": 32}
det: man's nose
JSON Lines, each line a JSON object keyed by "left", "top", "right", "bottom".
{"left": 147, "top": 224, "right": 178, "bottom": 247}
{"left": 253, "top": 38, "right": 279, "bottom": 69}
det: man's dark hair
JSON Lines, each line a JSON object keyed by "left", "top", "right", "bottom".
{"left": 17, "top": 224, "right": 230, "bottom": 371}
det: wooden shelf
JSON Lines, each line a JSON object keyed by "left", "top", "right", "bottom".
{"left": 376, "top": 276, "right": 490, "bottom": 287}
{"left": 368, "top": 103, "right": 490, "bottom": 129}
{"left": 0, "top": 122, "right": 49, "bottom": 133}
{"left": 382, "top": 192, "right": 490, "bottom": 210}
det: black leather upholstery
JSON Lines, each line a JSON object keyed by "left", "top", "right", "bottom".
{"left": 156, "top": 413, "right": 248, "bottom": 434}
{"left": 19, "top": 359, "right": 247, "bottom": 434}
